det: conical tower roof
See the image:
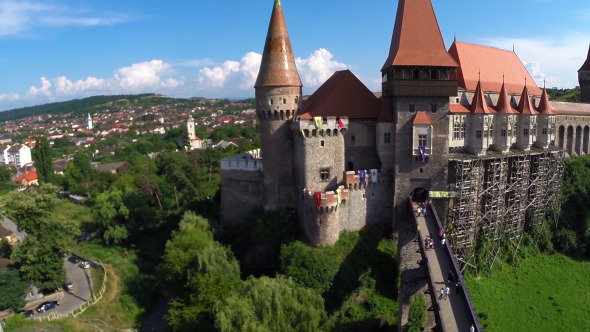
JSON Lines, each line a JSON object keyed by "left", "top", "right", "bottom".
{"left": 254, "top": 0, "right": 301, "bottom": 88}
{"left": 537, "top": 87, "right": 554, "bottom": 115}
{"left": 382, "top": 0, "right": 457, "bottom": 71}
{"left": 496, "top": 81, "right": 517, "bottom": 114}
{"left": 579, "top": 44, "right": 590, "bottom": 72}
{"left": 517, "top": 84, "right": 538, "bottom": 115}
{"left": 470, "top": 80, "right": 494, "bottom": 114}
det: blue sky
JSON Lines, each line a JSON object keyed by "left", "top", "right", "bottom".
{"left": 0, "top": 0, "right": 589, "bottom": 111}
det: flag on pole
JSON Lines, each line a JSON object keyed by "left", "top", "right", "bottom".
{"left": 314, "top": 117, "right": 322, "bottom": 130}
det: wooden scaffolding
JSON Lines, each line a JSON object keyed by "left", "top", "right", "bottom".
{"left": 446, "top": 149, "right": 564, "bottom": 272}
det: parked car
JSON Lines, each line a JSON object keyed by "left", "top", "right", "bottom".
{"left": 36, "top": 301, "right": 59, "bottom": 313}
{"left": 68, "top": 255, "right": 80, "bottom": 264}
{"left": 18, "top": 310, "right": 34, "bottom": 318}
{"left": 79, "top": 261, "right": 90, "bottom": 269}
{"left": 65, "top": 281, "right": 74, "bottom": 291}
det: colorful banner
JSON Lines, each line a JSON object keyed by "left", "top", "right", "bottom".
{"left": 419, "top": 146, "right": 426, "bottom": 162}
{"left": 314, "top": 117, "right": 322, "bottom": 130}
{"left": 336, "top": 188, "right": 342, "bottom": 205}
{"left": 370, "top": 169, "right": 378, "bottom": 183}
{"left": 314, "top": 192, "right": 322, "bottom": 207}
{"left": 359, "top": 170, "right": 366, "bottom": 184}
{"left": 338, "top": 118, "right": 344, "bottom": 129}
{"left": 430, "top": 191, "right": 459, "bottom": 199}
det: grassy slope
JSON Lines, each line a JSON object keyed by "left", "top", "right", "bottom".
{"left": 466, "top": 254, "right": 590, "bottom": 331}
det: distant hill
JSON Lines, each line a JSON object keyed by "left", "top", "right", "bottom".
{"left": 547, "top": 87, "right": 581, "bottom": 102}
{"left": 0, "top": 94, "right": 165, "bottom": 122}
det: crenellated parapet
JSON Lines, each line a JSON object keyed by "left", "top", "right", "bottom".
{"left": 293, "top": 116, "right": 349, "bottom": 137}
{"left": 221, "top": 150, "right": 263, "bottom": 171}
{"left": 302, "top": 186, "right": 350, "bottom": 212}
{"left": 344, "top": 170, "right": 390, "bottom": 190}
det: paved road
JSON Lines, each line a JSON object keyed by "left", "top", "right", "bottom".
{"left": 1, "top": 216, "right": 27, "bottom": 242}
{"left": 32, "top": 257, "right": 92, "bottom": 318}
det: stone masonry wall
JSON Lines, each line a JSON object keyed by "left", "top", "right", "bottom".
{"left": 220, "top": 170, "right": 264, "bottom": 225}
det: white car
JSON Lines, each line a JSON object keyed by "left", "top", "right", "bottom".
{"left": 79, "top": 261, "right": 90, "bottom": 269}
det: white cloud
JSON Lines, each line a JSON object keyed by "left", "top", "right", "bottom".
{"left": 114, "top": 60, "right": 181, "bottom": 90}
{"left": 296, "top": 48, "right": 348, "bottom": 87}
{"left": 0, "top": 0, "right": 135, "bottom": 38}
{"left": 482, "top": 33, "right": 590, "bottom": 88}
{"left": 0, "top": 48, "right": 352, "bottom": 110}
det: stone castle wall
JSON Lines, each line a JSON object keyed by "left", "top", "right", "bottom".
{"left": 220, "top": 169, "right": 264, "bottom": 225}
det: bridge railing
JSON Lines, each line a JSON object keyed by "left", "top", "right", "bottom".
{"left": 429, "top": 201, "right": 482, "bottom": 332}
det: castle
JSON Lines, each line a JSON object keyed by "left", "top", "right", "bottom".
{"left": 221, "top": 0, "right": 590, "bottom": 266}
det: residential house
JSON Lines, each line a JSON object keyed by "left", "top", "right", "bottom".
{"left": 53, "top": 159, "right": 69, "bottom": 175}
{"left": 92, "top": 161, "right": 129, "bottom": 174}
{"left": 15, "top": 171, "right": 38, "bottom": 188}
{"left": 6, "top": 144, "right": 32, "bottom": 168}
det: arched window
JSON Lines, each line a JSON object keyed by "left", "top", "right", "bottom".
{"left": 413, "top": 69, "right": 420, "bottom": 80}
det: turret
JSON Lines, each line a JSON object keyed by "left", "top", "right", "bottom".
{"left": 255, "top": 0, "right": 302, "bottom": 211}
{"left": 579, "top": 44, "right": 590, "bottom": 103}
{"left": 535, "top": 85, "right": 555, "bottom": 149}
{"left": 468, "top": 80, "right": 495, "bottom": 155}
{"left": 492, "top": 81, "right": 518, "bottom": 153}
{"left": 516, "top": 83, "right": 538, "bottom": 151}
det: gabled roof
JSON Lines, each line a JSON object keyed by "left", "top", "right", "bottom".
{"left": 15, "top": 171, "right": 37, "bottom": 183}
{"left": 537, "top": 88, "right": 554, "bottom": 115}
{"left": 449, "top": 41, "right": 543, "bottom": 96}
{"left": 254, "top": 0, "right": 301, "bottom": 88}
{"left": 495, "top": 82, "right": 518, "bottom": 114}
{"left": 470, "top": 81, "right": 495, "bottom": 114}
{"left": 579, "top": 44, "right": 590, "bottom": 72}
{"left": 297, "top": 70, "right": 382, "bottom": 119}
{"left": 382, "top": 0, "right": 456, "bottom": 70}
{"left": 0, "top": 225, "right": 12, "bottom": 237}
{"left": 550, "top": 101, "right": 590, "bottom": 115}
{"left": 517, "top": 85, "right": 538, "bottom": 115}
{"left": 413, "top": 112, "right": 432, "bottom": 125}
{"left": 377, "top": 98, "right": 394, "bottom": 123}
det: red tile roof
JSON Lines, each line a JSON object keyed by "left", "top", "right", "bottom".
{"left": 449, "top": 104, "right": 471, "bottom": 113}
{"left": 470, "top": 81, "right": 495, "bottom": 114}
{"left": 15, "top": 171, "right": 37, "bottom": 183}
{"left": 413, "top": 112, "right": 433, "bottom": 125}
{"left": 254, "top": 0, "right": 301, "bottom": 88}
{"left": 537, "top": 88, "right": 554, "bottom": 115}
{"left": 377, "top": 98, "right": 394, "bottom": 122}
{"left": 449, "top": 41, "right": 543, "bottom": 96}
{"left": 579, "top": 44, "right": 590, "bottom": 72}
{"left": 550, "top": 101, "right": 590, "bottom": 115}
{"left": 517, "top": 85, "right": 538, "bottom": 115}
{"left": 382, "top": 0, "right": 457, "bottom": 70}
{"left": 298, "top": 70, "right": 382, "bottom": 119}
{"left": 495, "top": 82, "right": 519, "bottom": 114}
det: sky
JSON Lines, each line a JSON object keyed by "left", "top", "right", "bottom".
{"left": 0, "top": 0, "right": 589, "bottom": 111}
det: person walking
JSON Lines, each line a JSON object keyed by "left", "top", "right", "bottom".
{"left": 441, "top": 237, "right": 446, "bottom": 249}
{"left": 445, "top": 286, "right": 450, "bottom": 300}
{"left": 439, "top": 287, "right": 445, "bottom": 301}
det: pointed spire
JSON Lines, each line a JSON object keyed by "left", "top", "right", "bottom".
{"left": 537, "top": 85, "right": 554, "bottom": 115}
{"left": 381, "top": 0, "right": 457, "bottom": 70}
{"left": 470, "top": 80, "right": 493, "bottom": 114}
{"left": 579, "top": 43, "right": 590, "bottom": 72}
{"left": 454, "top": 32, "right": 456, "bottom": 43}
{"left": 254, "top": 0, "right": 301, "bottom": 88}
{"left": 517, "top": 84, "right": 537, "bottom": 115}
{"left": 496, "top": 80, "right": 515, "bottom": 114}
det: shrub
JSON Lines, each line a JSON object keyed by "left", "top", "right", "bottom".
{"left": 407, "top": 294, "right": 427, "bottom": 332}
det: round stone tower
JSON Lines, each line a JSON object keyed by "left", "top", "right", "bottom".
{"left": 255, "top": 0, "right": 302, "bottom": 211}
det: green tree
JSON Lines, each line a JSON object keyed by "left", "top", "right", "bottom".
{"left": 0, "top": 268, "right": 28, "bottom": 311}
{"left": 32, "top": 137, "right": 54, "bottom": 184}
{"left": 407, "top": 294, "right": 427, "bottom": 332}
{"left": 92, "top": 188, "right": 130, "bottom": 245}
{"left": 214, "top": 275, "right": 327, "bottom": 332}
{"left": 0, "top": 238, "right": 12, "bottom": 258}
{"left": 4, "top": 184, "right": 79, "bottom": 290}
{"left": 280, "top": 241, "right": 339, "bottom": 294}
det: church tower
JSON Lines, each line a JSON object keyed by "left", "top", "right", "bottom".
{"left": 255, "top": 0, "right": 302, "bottom": 211}
{"left": 579, "top": 44, "right": 590, "bottom": 103}
{"left": 87, "top": 113, "right": 93, "bottom": 130}
{"left": 381, "top": 0, "right": 457, "bottom": 223}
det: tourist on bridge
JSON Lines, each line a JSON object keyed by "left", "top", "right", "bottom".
{"left": 441, "top": 237, "right": 446, "bottom": 249}
{"left": 447, "top": 271, "right": 455, "bottom": 284}
{"left": 445, "top": 286, "right": 450, "bottom": 300}
{"left": 439, "top": 228, "right": 444, "bottom": 239}
{"left": 439, "top": 287, "right": 445, "bottom": 300}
